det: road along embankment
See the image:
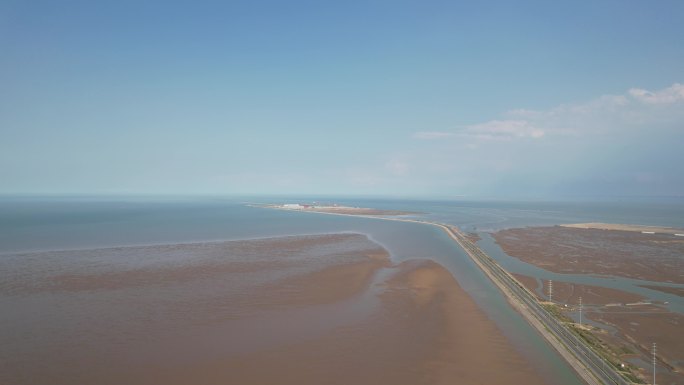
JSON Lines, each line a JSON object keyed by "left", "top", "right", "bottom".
{"left": 441, "top": 225, "right": 635, "bottom": 385}
{"left": 262, "top": 206, "right": 631, "bottom": 385}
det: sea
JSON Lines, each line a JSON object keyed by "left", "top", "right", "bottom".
{"left": 2, "top": 195, "right": 684, "bottom": 384}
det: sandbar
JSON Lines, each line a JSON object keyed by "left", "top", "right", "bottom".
{"left": 561, "top": 222, "right": 684, "bottom": 235}
{"left": 262, "top": 203, "right": 417, "bottom": 216}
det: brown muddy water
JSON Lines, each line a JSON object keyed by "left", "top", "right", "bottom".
{"left": 1, "top": 233, "right": 549, "bottom": 385}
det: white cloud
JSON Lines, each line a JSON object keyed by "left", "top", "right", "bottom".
{"left": 413, "top": 84, "right": 679, "bottom": 141}
{"left": 413, "top": 121, "right": 544, "bottom": 142}
{"left": 402, "top": 82, "right": 684, "bottom": 196}
{"left": 498, "top": 82, "right": 684, "bottom": 137}
{"left": 628, "top": 83, "right": 684, "bottom": 104}
{"left": 465, "top": 119, "right": 545, "bottom": 140}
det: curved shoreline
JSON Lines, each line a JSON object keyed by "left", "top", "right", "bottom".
{"left": 262, "top": 206, "right": 610, "bottom": 385}
{"left": 1, "top": 231, "right": 553, "bottom": 385}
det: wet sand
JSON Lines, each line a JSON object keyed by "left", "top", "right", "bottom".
{"left": 305, "top": 207, "right": 416, "bottom": 215}
{"left": 268, "top": 204, "right": 416, "bottom": 216}
{"left": 562, "top": 222, "right": 684, "bottom": 235}
{"left": 494, "top": 226, "right": 684, "bottom": 283}
{"left": 207, "top": 260, "right": 549, "bottom": 385}
{"left": 1, "top": 233, "right": 550, "bottom": 385}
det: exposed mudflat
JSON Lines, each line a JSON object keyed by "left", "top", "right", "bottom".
{"left": 494, "top": 226, "right": 684, "bottom": 283}
{"left": 1, "top": 233, "right": 550, "bottom": 385}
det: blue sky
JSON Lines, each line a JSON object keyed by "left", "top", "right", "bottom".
{"left": 1, "top": 0, "right": 683, "bottom": 197}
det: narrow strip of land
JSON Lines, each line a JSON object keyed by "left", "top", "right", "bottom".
{"left": 263, "top": 205, "right": 634, "bottom": 385}
{"left": 561, "top": 222, "right": 684, "bottom": 236}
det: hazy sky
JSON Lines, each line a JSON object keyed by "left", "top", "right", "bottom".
{"left": 2, "top": 1, "right": 683, "bottom": 197}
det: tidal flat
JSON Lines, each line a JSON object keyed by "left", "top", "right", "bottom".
{"left": 1, "top": 232, "right": 549, "bottom": 385}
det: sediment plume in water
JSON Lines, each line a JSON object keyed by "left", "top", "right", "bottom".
{"left": 1, "top": 233, "right": 549, "bottom": 385}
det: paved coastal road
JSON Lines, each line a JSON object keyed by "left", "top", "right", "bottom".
{"left": 266, "top": 207, "right": 634, "bottom": 385}
{"left": 443, "top": 225, "right": 631, "bottom": 385}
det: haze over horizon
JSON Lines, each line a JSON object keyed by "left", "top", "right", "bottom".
{"left": 2, "top": 1, "right": 683, "bottom": 198}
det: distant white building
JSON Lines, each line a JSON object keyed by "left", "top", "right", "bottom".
{"left": 282, "top": 204, "right": 303, "bottom": 209}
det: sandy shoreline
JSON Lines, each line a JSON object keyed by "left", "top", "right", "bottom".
{"left": 1, "top": 232, "right": 550, "bottom": 385}
{"left": 258, "top": 203, "right": 417, "bottom": 216}
{"left": 562, "top": 222, "right": 684, "bottom": 235}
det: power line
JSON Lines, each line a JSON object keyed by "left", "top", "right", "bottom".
{"left": 652, "top": 342, "right": 656, "bottom": 385}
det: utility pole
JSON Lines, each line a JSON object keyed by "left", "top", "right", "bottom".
{"left": 653, "top": 342, "right": 656, "bottom": 385}
{"left": 548, "top": 279, "right": 553, "bottom": 302}
{"left": 579, "top": 296, "right": 583, "bottom": 326}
